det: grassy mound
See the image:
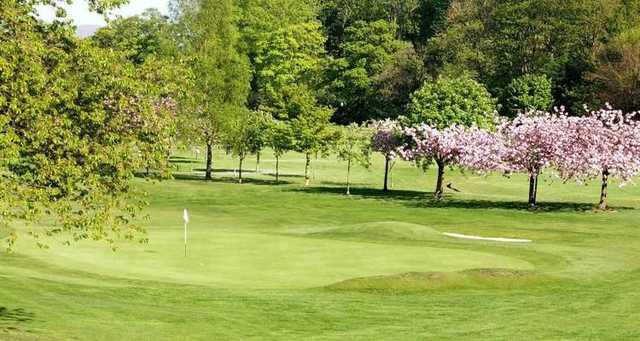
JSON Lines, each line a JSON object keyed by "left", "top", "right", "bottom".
{"left": 288, "top": 221, "right": 445, "bottom": 242}
{"left": 326, "top": 268, "right": 560, "bottom": 292}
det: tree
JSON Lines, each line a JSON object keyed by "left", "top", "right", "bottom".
{"left": 225, "top": 110, "right": 268, "bottom": 184}
{"left": 265, "top": 118, "right": 294, "bottom": 183}
{"left": 174, "top": 0, "right": 251, "bottom": 180}
{"left": 498, "top": 112, "right": 566, "bottom": 208}
{"left": 408, "top": 76, "right": 496, "bottom": 129}
{"left": 1, "top": 0, "right": 175, "bottom": 249}
{"left": 398, "top": 125, "right": 463, "bottom": 199}
{"left": 371, "top": 119, "right": 404, "bottom": 191}
{"left": 290, "top": 107, "right": 337, "bottom": 186}
{"left": 505, "top": 74, "right": 553, "bottom": 116}
{"left": 555, "top": 108, "right": 640, "bottom": 209}
{"left": 335, "top": 124, "right": 372, "bottom": 195}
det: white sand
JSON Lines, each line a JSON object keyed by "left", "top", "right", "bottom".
{"left": 443, "top": 232, "right": 532, "bottom": 243}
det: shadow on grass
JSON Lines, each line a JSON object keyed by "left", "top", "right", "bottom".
{"left": 191, "top": 168, "right": 250, "bottom": 173}
{"left": 172, "top": 173, "right": 293, "bottom": 185}
{"left": 289, "top": 186, "right": 633, "bottom": 212}
{"left": 0, "top": 307, "right": 34, "bottom": 333}
{"left": 169, "top": 156, "right": 199, "bottom": 164}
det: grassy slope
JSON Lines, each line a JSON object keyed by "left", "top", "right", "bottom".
{"left": 1, "top": 149, "right": 640, "bottom": 340}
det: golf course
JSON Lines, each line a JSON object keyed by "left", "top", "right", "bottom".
{"left": 2, "top": 151, "right": 640, "bottom": 340}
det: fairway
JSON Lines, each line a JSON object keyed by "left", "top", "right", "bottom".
{"left": 2, "top": 151, "right": 640, "bottom": 340}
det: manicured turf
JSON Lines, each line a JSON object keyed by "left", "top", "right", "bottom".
{"left": 2, "top": 149, "right": 640, "bottom": 340}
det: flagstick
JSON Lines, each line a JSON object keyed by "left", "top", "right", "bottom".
{"left": 183, "top": 208, "right": 189, "bottom": 257}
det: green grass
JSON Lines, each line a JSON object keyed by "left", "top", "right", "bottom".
{"left": 2, "top": 148, "right": 640, "bottom": 340}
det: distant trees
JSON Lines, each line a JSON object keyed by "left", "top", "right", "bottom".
{"left": 92, "top": 8, "right": 176, "bottom": 64}
{"left": 589, "top": 27, "right": 640, "bottom": 113}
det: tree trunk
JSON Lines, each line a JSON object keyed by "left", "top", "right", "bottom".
{"left": 205, "top": 143, "right": 213, "bottom": 180}
{"left": 383, "top": 156, "right": 390, "bottom": 192}
{"left": 256, "top": 152, "right": 260, "bottom": 173}
{"left": 435, "top": 160, "right": 445, "bottom": 200}
{"left": 238, "top": 156, "right": 244, "bottom": 184}
{"left": 346, "top": 158, "right": 351, "bottom": 195}
{"left": 528, "top": 173, "right": 538, "bottom": 208}
{"left": 275, "top": 155, "right": 280, "bottom": 183}
{"left": 599, "top": 168, "right": 609, "bottom": 210}
{"left": 304, "top": 153, "right": 311, "bottom": 186}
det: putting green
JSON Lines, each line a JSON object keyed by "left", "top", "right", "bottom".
{"left": 13, "top": 227, "right": 532, "bottom": 289}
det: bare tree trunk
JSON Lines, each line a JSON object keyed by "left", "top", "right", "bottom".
{"left": 238, "top": 156, "right": 244, "bottom": 184}
{"left": 304, "top": 153, "right": 311, "bottom": 186}
{"left": 346, "top": 158, "right": 351, "bottom": 195}
{"left": 256, "top": 152, "right": 260, "bottom": 173}
{"left": 434, "top": 160, "right": 445, "bottom": 200}
{"left": 599, "top": 168, "right": 609, "bottom": 210}
{"left": 205, "top": 142, "right": 213, "bottom": 180}
{"left": 275, "top": 155, "right": 280, "bottom": 183}
{"left": 383, "top": 156, "right": 390, "bottom": 192}
{"left": 528, "top": 173, "right": 538, "bottom": 208}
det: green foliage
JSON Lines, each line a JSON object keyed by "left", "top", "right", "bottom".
{"left": 265, "top": 118, "right": 294, "bottom": 158}
{"left": 0, "top": 1, "right": 176, "bottom": 249}
{"left": 175, "top": 0, "right": 251, "bottom": 146}
{"left": 408, "top": 76, "right": 496, "bottom": 129}
{"left": 290, "top": 107, "right": 338, "bottom": 157}
{"left": 253, "top": 21, "right": 327, "bottom": 118}
{"left": 226, "top": 110, "right": 270, "bottom": 160}
{"left": 335, "top": 123, "right": 373, "bottom": 169}
{"left": 327, "top": 20, "right": 409, "bottom": 122}
{"left": 505, "top": 74, "right": 553, "bottom": 116}
{"left": 426, "top": 0, "right": 628, "bottom": 113}
{"left": 92, "top": 9, "right": 176, "bottom": 64}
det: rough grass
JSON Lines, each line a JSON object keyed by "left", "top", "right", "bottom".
{"left": 1, "top": 148, "right": 640, "bottom": 340}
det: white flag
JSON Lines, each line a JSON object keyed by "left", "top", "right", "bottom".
{"left": 183, "top": 208, "right": 189, "bottom": 224}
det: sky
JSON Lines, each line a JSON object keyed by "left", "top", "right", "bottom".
{"left": 38, "top": 0, "right": 171, "bottom": 26}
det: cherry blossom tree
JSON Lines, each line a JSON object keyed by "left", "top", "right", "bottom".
{"left": 398, "top": 125, "right": 458, "bottom": 199}
{"left": 555, "top": 107, "right": 640, "bottom": 209}
{"left": 399, "top": 124, "right": 506, "bottom": 200}
{"left": 370, "top": 119, "right": 404, "bottom": 191}
{"left": 498, "top": 111, "right": 567, "bottom": 207}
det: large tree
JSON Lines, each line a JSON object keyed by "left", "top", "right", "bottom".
{"left": 174, "top": 0, "right": 251, "bottom": 180}
{"left": 1, "top": 0, "right": 176, "bottom": 249}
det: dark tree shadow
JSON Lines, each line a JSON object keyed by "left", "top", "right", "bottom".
{"left": 192, "top": 168, "right": 257, "bottom": 173}
{"left": 289, "top": 186, "right": 634, "bottom": 212}
{"left": 262, "top": 172, "right": 305, "bottom": 179}
{"left": 168, "top": 157, "right": 198, "bottom": 164}
{"left": 172, "top": 173, "right": 293, "bottom": 185}
{"left": 0, "top": 307, "right": 35, "bottom": 333}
